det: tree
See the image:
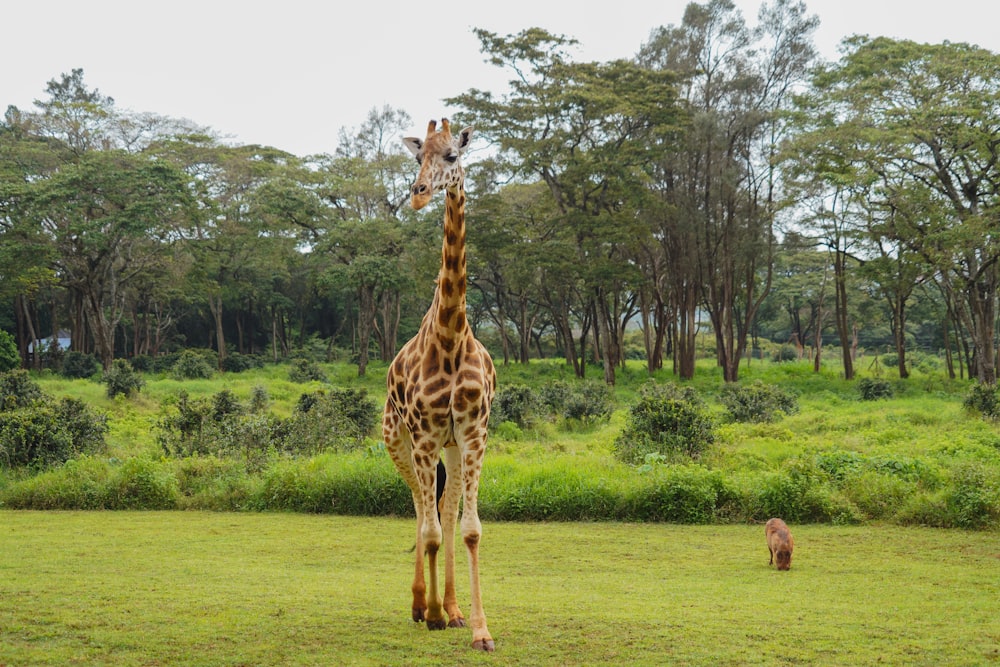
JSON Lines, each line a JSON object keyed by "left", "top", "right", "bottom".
{"left": 20, "top": 150, "right": 193, "bottom": 368}
{"left": 640, "top": 0, "right": 819, "bottom": 382}
{"left": 450, "top": 28, "right": 682, "bottom": 384}
{"left": 801, "top": 38, "right": 1000, "bottom": 384}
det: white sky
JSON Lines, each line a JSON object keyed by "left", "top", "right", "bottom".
{"left": 4, "top": 0, "right": 1000, "bottom": 157}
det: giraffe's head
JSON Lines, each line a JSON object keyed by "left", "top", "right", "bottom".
{"left": 402, "top": 118, "right": 473, "bottom": 210}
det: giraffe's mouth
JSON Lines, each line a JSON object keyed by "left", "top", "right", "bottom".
{"left": 411, "top": 183, "right": 433, "bottom": 210}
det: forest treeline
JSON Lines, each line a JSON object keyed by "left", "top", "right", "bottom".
{"left": 3, "top": 0, "right": 1000, "bottom": 384}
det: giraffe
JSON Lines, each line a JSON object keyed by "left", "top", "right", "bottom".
{"left": 383, "top": 118, "right": 497, "bottom": 652}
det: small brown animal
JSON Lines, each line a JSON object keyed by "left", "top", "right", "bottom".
{"left": 765, "top": 518, "right": 794, "bottom": 571}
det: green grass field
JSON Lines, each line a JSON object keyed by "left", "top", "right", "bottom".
{"left": 1, "top": 511, "right": 998, "bottom": 666}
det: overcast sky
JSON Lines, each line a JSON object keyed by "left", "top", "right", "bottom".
{"left": 4, "top": 0, "right": 999, "bottom": 157}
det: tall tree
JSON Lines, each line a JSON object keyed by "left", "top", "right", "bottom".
{"left": 640, "top": 0, "right": 819, "bottom": 381}
{"left": 450, "top": 28, "right": 682, "bottom": 384}
{"left": 800, "top": 38, "right": 1000, "bottom": 384}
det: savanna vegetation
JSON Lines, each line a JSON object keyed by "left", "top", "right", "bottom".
{"left": 2, "top": 2, "right": 1000, "bottom": 525}
{"left": 1, "top": 354, "right": 998, "bottom": 530}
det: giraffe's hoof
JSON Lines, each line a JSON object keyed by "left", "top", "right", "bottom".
{"left": 426, "top": 618, "right": 447, "bottom": 631}
{"left": 448, "top": 617, "right": 467, "bottom": 629}
{"left": 412, "top": 608, "right": 426, "bottom": 623}
{"left": 472, "top": 638, "right": 496, "bottom": 652}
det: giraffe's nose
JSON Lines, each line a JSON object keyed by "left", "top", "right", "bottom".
{"left": 412, "top": 183, "right": 428, "bottom": 196}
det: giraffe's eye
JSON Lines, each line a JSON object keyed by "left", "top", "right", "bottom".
{"left": 444, "top": 153, "right": 458, "bottom": 163}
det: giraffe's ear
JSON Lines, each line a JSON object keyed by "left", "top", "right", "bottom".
{"left": 457, "top": 127, "right": 474, "bottom": 153}
{"left": 402, "top": 136, "right": 423, "bottom": 159}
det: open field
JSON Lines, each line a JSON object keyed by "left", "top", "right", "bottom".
{"left": 1, "top": 511, "right": 998, "bottom": 666}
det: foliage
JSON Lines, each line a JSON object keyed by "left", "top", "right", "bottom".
{"left": 284, "top": 388, "right": 379, "bottom": 454}
{"left": 613, "top": 383, "right": 715, "bottom": 464}
{"left": 61, "top": 351, "right": 100, "bottom": 379}
{"left": 0, "top": 370, "right": 44, "bottom": 410}
{"left": 857, "top": 377, "right": 894, "bottom": 401}
{"left": 0, "top": 397, "right": 107, "bottom": 469}
{"left": 171, "top": 349, "right": 215, "bottom": 380}
{"left": 220, "top": 352, "right": 264, "bottom": 373}
{"left": 963, "top": 383, "right": 1000, "bottom": 420}
{"left": 288, "top": 358, "right": 327, "bottom": 383}
{"left": 0, "top": 330, "right": 18, "bottom": 372}
{"left": 719, "top": 380, "right": 799, "bottom": 423}
{"left": 101, "top": 359, "right": 145, "bottom": 398}
{"left": 490, "top": 383, "right": 536, "bottom": 428}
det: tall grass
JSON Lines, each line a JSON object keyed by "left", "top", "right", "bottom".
{"left": 2, "top": 358, "right": 998, "bottom": 528}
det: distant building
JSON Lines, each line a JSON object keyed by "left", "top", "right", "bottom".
{"left": 28, "top": 331, "right": 72, "bottom": 354}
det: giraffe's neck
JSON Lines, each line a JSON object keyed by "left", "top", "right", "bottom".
{"left": 429, "top": 185, "right": 467, "bottom": 340}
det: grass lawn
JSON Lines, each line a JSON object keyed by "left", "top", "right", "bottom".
{"left": 1, "top": 511, "right": 997, "bottom": 666}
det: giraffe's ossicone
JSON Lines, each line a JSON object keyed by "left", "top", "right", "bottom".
{"left": 383, "top": 118, "right": 497, "bottom": 652}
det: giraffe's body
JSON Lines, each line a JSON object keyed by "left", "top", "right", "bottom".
{"left": 383, "top": 119, "right": 496, "bottom": 652}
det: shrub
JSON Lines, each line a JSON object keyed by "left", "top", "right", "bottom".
{"left": 157, "top": 391, "right": 213, "bottom": 457}
{"left": 858, "top": 377, "right": 893, "bottom": 401}
{"left": 0, "top": 370, "right": 44, "bottom": 410}
{"left": 284, "top": 388, "right": 379, "bottom": 454}
{"left": 129, "top": 354, "right": 153, "bottom": 372}
{"left": 0, "top": 330, "right": 18, "bottom": 373}
{"left": 490, "top": 384, "right": 536, "bottom": 428}
{"left": 102, "top": 359, "right": 145, "bottom": 398}
{"left": 103, "top": 458, "right": 179, "bottom": 510}
{"left": 61, "top": 351, "right": 100, "bottom": 379}
{"left": 963, "top": 383, "right": 1000, "bottom": 420}
{"left": 620, "top": 464, "right": 726, "bottom": 523}
{"left": 0, "top": 406, "right": 73, "bottom": 468}
{"left": 221, "top": 352, "right": 263, "bottom": 373}
{"left": 719, "top": 380, "right": 799, "bottom": 423}
{"left": 249, "top": 385, "right": 269, "bottom": 413}
{"left": 946, "top": 462, "right": 1000, "bottom": 529}
{"left": 0, "top": 379, "right": 107, "bottom": 469}
{"left": 172, "top": 350, "right": 215, "bottom": 380}
{"left": 613, "top": 383, "right": 715, "bottom": 464}
{"left": 772, "top": 345, "right": 798, "bottom": 362}
{"left": 288, "top": 358, "right": 327, "bottom": 383}
{"left": 562, "top": 381, "right": 614, "bottom": 424}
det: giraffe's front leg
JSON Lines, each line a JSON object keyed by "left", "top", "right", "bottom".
{"left": 413, "top": 438, "right": 446, "bottom": 631}
{"left": 441, "top": 444, "right": 466, "bottom": 628}
{"left": 382, "top": 403, "right": 428, "bottom": 623}
{"left": 458, "top": 433, "right": 494, "bottom": 652}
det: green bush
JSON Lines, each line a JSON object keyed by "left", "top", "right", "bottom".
{"left": 613, "top": 383, "right": 715, "bottom": 464}
{"left": 562, "top": 381, "right": 615, "bottom": 424}
{"left": 288, "top": 358, "right": 327, "bottom": 383}
{"left": 491, "top": 384, "right": 536, "bottom": 428}
{"left": 61, "top": 351, "right": 100, "bottom": 379}
{"left": 253, "top": 453, "right": 410, "bottom": 514}
{"left": 946, "top": 461, "right": 1000, "bottom": 529}
{"left": 221, "top": 353, "right": 264, "bottom": 373}
{"left": 102, "top": 359, "right": 145, "bottom": 398}
{"left": 963, "top": 383, "right": 1000, "bottom": 420}
{"left": 0, "top": 406, "right": 73, "bottom": 468}
{"left": 284, "top": 388, "right": 379, "bottom": 454}
{"left": 0, "top": 370, "right": 44, "bottom": 410}
{"left": 858, "top": 377, "right": 893, "bottom": 401}
{"left": 620, "top": 464, "right": 726, "bottom": 523}
{"left": 129, "top": 355, "right": 154, "bottom": 372}
{"left": 0, "top": 330, "right": 18, "bottom": 373}
{"left": 103, "top": 458, "right": 179, "bottom": 510}
{"left": 719, "top": 380, "right": 799, "bottom": 423}
{"left": 172, "top": 350, "right": 216, "bottom": 380}
{"left": 772, "top": 345, "right": 798, "bottom": 362}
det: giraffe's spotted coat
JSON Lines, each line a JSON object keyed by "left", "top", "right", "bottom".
{"left": 383, "top": 118, "right": 496, "bottom": 652}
